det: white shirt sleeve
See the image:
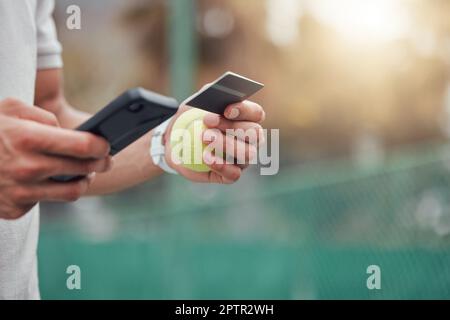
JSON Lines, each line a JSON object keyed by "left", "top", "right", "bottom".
{"left": 35, "top": 0, "right": 63, "bottom": 70}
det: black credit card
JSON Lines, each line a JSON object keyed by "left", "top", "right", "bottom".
{"left": 184, "top": 71, "right": 264, "bottom": 114}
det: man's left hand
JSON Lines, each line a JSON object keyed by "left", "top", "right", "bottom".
{"left": 164, "top": 100, "right": 266, "bottom": 184}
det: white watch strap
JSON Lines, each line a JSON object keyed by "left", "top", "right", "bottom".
{"left": 150, "top": 117, "right": 178, "bottom": 175}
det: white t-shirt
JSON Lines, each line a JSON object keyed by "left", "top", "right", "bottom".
{"left": 0, "top": 0, "right": 62, "bottom": 300}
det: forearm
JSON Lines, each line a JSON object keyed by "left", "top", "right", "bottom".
{"left": 87, "top": 131, "right": 164, "bottom": 195}
{"left": 56, "top": 102, "right": 164, "bottom": 195}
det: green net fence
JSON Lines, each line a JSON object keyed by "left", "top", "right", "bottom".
{"left": 38, "top": 142, "right": 450, "bottom": 299}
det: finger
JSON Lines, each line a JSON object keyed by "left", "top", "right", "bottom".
{"left": 223, "top": 100, "right": 265, "bottom": 123}
{"left": 174, "top": 164, "right": 243, "bottom": 185}
{"left": 203, "top": 115, "right": 263, "bottom": 145}
{"left": 207, "top": 170, "right": 241, "bottom": 185}
{"left": 203, "top": 152, "right": 242, "bottom": 184}
{"left": 20, "top": 123, "right": 110, "bottom": 159}
{"left": 27, "top": 178, "right": 92, "bottom": 202}
{"left": 17, "top": 106, "right": 60, "bottom": 127}
{"left": 41, "top": 155, "right": 113, "bottom": 178}
{"left": 12, "top": 155, "right": 113, "bottom": 182}
{"left": 1, "top": 98, "right": 59, "bottom": 127}
{"left": 203, "top": 130, "right": 258, "bottom": 165}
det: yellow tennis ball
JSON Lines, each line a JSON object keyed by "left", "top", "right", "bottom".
{"left": 169, "top": 108, "right": 212, "bottom": 172}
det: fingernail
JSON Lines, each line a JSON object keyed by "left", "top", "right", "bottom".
{"left": 204, "top": 113, "right": 220, "bottom": 127}
{"left": 203, "top": 130, "right": 217, "bottom": 143}
{"left": 227, "top": 107, "right": 240, "bottom": 120}
{"left": 203, "top": 152, "right": 214, "bottom": 165}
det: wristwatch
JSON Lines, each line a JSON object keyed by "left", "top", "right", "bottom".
{"left": 150, "top": 117, "right": 178, "bottom": 175}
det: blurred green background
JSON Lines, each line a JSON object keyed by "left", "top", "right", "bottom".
{"left": 39, "top": 0, "right": 450, "bottom": 299}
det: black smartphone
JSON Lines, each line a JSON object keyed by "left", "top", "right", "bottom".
{"left": 51, "top": 88, "right": 179, "bottom": 182}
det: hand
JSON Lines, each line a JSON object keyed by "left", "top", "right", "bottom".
{"left": 164, "top": 100, "right": 265, "bottom": 184}
{"left": 0, "top": 98, "right": 113, "bottom": 220}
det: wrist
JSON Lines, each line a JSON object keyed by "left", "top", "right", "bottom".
{"left": 150, "top": 117, "right": 178, "bottom": 175}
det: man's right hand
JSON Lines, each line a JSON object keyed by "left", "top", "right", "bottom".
{"left": 0, "top": 98, "right": 112, "bottom": 220}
